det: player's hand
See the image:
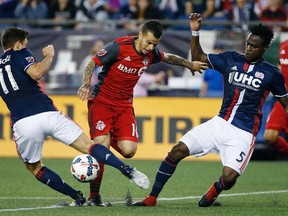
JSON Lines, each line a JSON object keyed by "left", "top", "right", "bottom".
{"left": 189, "top": 13, "right": 202, "bottom": 31}
{"left": 42, "top": 45, "right": 54, "bottom": 58}
{"left": 77, "top": 84, "right": 92, "bottom": 101}
{"left": 189, "top": 61, "right": 209, "bottom": 76}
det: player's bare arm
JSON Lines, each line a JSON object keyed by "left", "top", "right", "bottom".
{"left": 77, "top": 60, "right": 97, "bottom": 101}
{"left": 26, "top": 45, "right": 54, "bottom": 80}
{"left": 189, "top": 13, "right": 209, "bottom": 64}
{"left": 163, "top": 53, "right": 208, "bottom": 75}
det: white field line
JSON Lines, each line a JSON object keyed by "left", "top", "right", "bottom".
{"left": 0, "top": 190, "right": 288, "bottom": 212}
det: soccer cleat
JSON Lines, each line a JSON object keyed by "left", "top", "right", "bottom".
{"left": 69, "top": 191, "right": 86, "bottom": 207}
{"left": 87, "top": 195, "right": 106, "bottom": 207}
{"left": 198, "top": 183, "right": 221, "bottom": 207}
{"left": 131, "top": 195, "right": 157, "bottom": 206}
{"left": 120, "top": 165, "right": 150, "bottom": 189}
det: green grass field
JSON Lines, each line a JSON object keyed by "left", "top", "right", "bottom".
{"left": 0, "top": 158, "right": 287, "bottom": 216}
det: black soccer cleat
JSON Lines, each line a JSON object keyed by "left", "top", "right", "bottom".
{"left": 87, "top": 195, "right": 106, "bottom": 207}
{"left": 70, "top": 191, "right": 86, "bottom": 207}
{"left": 198, "top": 183, "right": 221, "bottom": 207}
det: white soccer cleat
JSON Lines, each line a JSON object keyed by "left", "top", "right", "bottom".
{"left": 121, "top": 165, "right": 150, "bottom": 189}
{"left": 130, "top": 168, "right": 150, "bottom": 189}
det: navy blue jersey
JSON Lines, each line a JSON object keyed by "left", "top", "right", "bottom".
{"left": 0, "top": 48, "right": 56, "bottom": 124}
{"left": 208, "top": 51, "right": 287, "bottom": 135}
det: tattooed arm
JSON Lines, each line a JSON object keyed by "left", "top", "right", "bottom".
{"left": 163, "top": 53, "right": 208, "bottom": 75}
{"left": 77, "top": 60, "right": 97, "bottom": 101}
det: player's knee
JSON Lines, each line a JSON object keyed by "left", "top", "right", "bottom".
{"left": 169, "top": 142, "right": 189, "bottom": 161}
{"left": 264, "top": 134, "right": 277, "bottom": 145}
{"left": 121, "top": 151, "right": 136, "bottom": 158}
{"left": 264, "top": 130, "right": 278, "bottom": 145}
{"left": 25, "top": 162, "right": 42, "bottom": 175}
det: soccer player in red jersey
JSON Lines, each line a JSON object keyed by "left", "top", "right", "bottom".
{"left": 131, "top": 14, "right": 288, "bottom": 207}
{"left": 77, "top": 19, "right": 208, "bottom": 206}
{"left": 264, "top": 40, "right": 288, "bottom": 154}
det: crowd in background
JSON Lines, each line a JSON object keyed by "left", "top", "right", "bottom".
{"left": 0, "top": 0, "right": 288, "bottom": 31}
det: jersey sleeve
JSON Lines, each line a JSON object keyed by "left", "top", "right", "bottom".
{"left": 152, "top": 48, "right": 164, "bottom": 64}
{"left": 270, "top": 69, "right": 288, "bottom": 97}
{"left": 207, "top": 51, "right": 230, "bottom": 74}
{"left": 20, "top": 49, "right": 37, "bottom": 72}
{"left": 92, "top": 41, "right": 119, "bottom": 66}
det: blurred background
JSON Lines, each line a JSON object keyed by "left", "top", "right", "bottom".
{"left": 0, "top": 0, "right": 288, "bottom": 161}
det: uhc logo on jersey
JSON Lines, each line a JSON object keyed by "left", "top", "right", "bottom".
{"left": 228, "top": 71, "right": 262, "bottom": 91}
{"left": 25, "top": 56, "right": 35, "bottom": 63}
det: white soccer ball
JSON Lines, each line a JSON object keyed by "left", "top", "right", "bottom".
{"left": 71, "top": 154, "right": 99, "bottom": 183}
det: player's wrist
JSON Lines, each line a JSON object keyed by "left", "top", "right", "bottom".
{"left": 83, "top": 83, "right": 90, "bottom": 88}
{"left": 191, "top": 31, "right": 199, "bottom": 37}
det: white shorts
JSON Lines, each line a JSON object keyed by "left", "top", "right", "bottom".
{"left": 13, "top": 111, "right": 83, "bottom": 163}
{"left": 180, "top": 116, "right": 255, "bottom": 175}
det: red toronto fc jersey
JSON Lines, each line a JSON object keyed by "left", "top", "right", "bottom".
{"left": 91, "top": 36, "right": 165, "bottom": 106}
{"left": 279, "top": 40, "right": 288, "bottom": 86}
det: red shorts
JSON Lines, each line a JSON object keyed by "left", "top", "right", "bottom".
{"left": 87, "top": 99, "right": 138, "bottom": 142}
{"left": 265, "top": 101, "right": 288, "bottom": 133}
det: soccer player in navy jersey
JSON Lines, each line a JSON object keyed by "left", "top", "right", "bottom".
{"left": 131, "top": 13, "right": 288, "bottom": 207}
{"left": 0, "top": 27, "right": 153, "bottom": 206}
{"left": 77, "top": 19, "right": 208, "bottom": 206}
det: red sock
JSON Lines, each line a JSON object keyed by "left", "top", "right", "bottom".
{"left": 89, "top": 162, "right": 104, "bottom": 199}
{"left": 274, "top": 137, "right": 288, "bottom": 154}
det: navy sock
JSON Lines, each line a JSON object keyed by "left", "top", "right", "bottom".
{"left": 215, "top": 176, "right": 235, "bottom": 191}
{"left": 89, "top": 144, "right": 125, "bottom": 169}
{"left": 35, "top": 166, "right": 78, "bottom": 199}
{"left": 150, "top": 154, "right": 180, "bottom": 197}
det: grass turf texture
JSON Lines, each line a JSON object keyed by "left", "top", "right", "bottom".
{"left": 0, "top": 158, "right": 287, "bottom": 215}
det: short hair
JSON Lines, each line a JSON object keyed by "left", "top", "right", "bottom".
{"left": 140, "top": 20, "right": 163, "bottom": 39}
{"left": 1, "top": 27, "right": 29, "bottom": 50}
{"left": 249, "top": 23, "right": 274, "bottom": 46}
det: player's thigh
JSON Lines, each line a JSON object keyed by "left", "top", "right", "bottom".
{"left": 114, "top": 106, "right": 138, "bottom": 143}
{"left": 88, "top": 100, "right": 113, "bottom": 139}
{"left": 13, "top": 114, "right": 46, "bottom": 163}
{"left": 219, "top": 127, "right": 254, "bottom": 175}
{"left": 180, "top": 116, "right": 221, "bottom": 157}
{"left": 51, "top": 112, "right": 83, "bottom": 145}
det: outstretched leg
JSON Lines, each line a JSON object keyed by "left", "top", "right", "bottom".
{"left": 26, "top": 162, "right": 86, "bottom": 206}
{"left": 89, "top": 144, "right": 150, "bottom": 189}
{"left": 131, "top": 142, "right": 189, "bottom": 206}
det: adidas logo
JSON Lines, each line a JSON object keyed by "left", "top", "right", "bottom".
{"left": 280, "top": 49, "right": 286, "bottom": 55}
{"left": 105, "top": 154, "right": 111, "bottom": 161}
{"left": 124, "top": 56, "right": 131, "bottom": 61}
{"left": 231, "top": 66, "right": 237, "bottom": 70}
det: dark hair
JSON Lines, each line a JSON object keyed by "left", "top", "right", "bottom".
{"left": 1, "top": 27, "right": 29, "bottom": 50}
{"left": 250, "top": 23, "right": 274, "bottom": 46}
{"left": 140, "top": 20, "right": 163, "bottom": 39}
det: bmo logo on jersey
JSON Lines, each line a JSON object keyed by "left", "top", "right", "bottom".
{"left": 228, "top": 71, "right": 262, "bottom": 90}
{"left": 117, "top": 64, "right": 147, "bottom": 76}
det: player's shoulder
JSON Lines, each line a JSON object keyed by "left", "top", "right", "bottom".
{"left": 114, "top": 36, "right": 135, "bottom": 45}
